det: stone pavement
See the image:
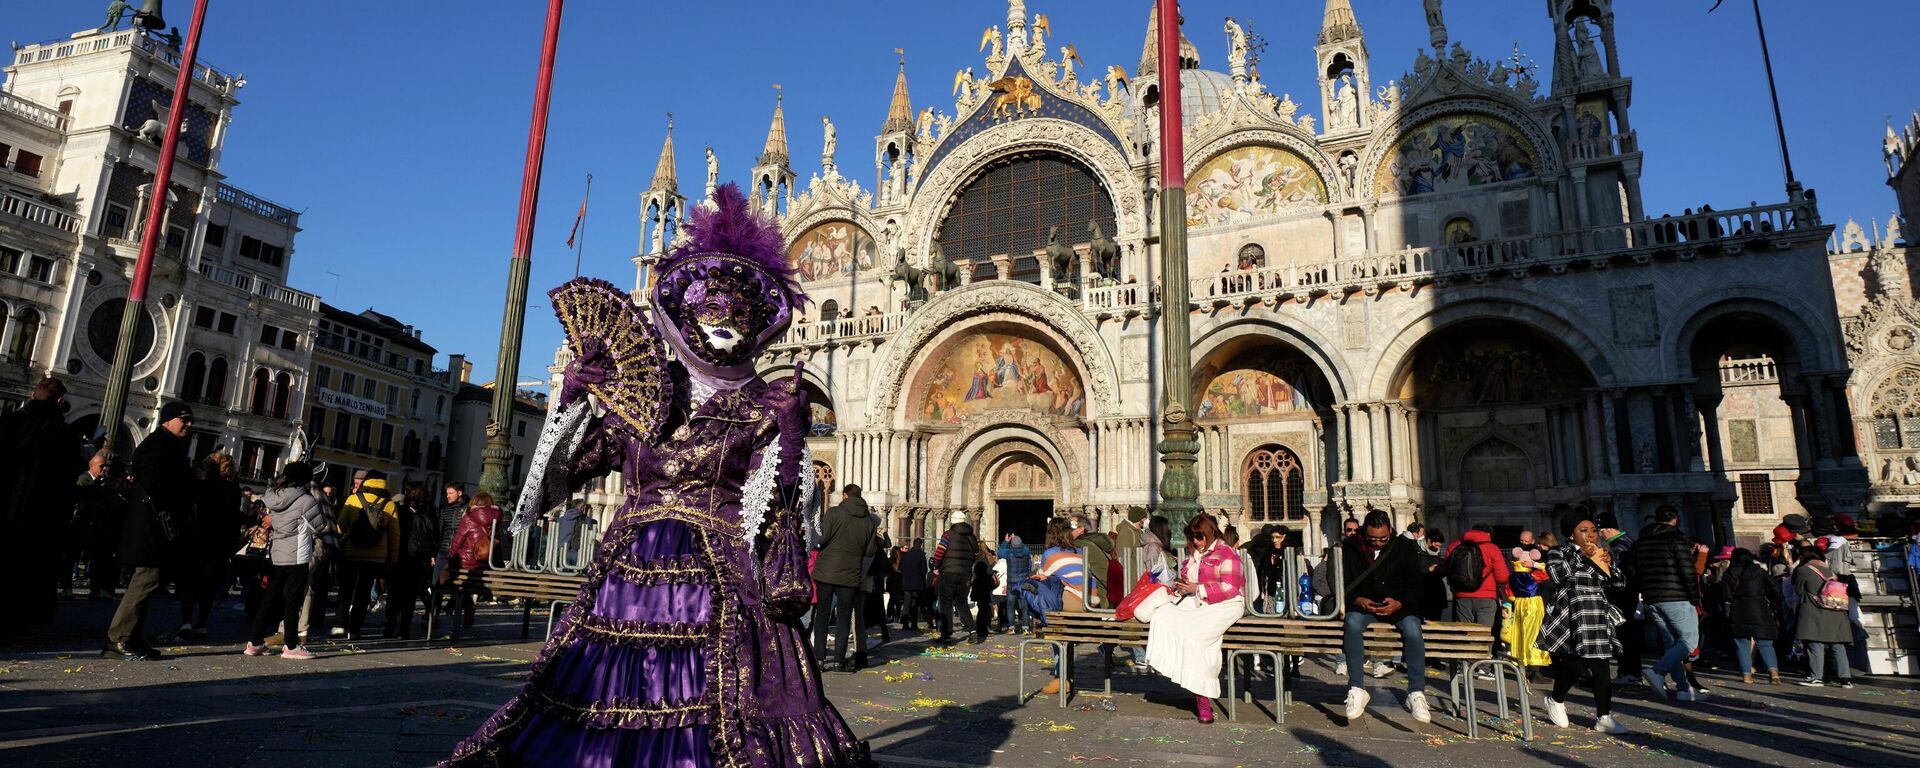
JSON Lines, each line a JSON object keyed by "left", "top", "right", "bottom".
{"left": 3, "top": 595, "right": 1917, "bottom": 767}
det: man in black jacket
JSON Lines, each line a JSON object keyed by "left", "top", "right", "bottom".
{"left": 811, "top": 484, "right": 878, "bottom": 671}
{"left": 103, "top": 401, "right": 195, "bottom": 660}
{"left": 1628, "top": 505, "right": 1702, "bottom": 701}
{"left": 897, "top": 540, "right": 929, "bottom": 630}
{"left": 0, "top": 378, "right": 81, "bottom": 642}
{"left": 1338, "top": 511, "right": 1432, "bottom": 724}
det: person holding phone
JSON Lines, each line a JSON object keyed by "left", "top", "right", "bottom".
{"left": 1338, "top": 510, "right": 1431, "bottom": 724}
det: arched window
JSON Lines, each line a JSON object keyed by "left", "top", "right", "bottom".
{"left": 937, "top": 153, "right": 1117, "bottom": 285}
{"left": 249, "top": 367, "right": 270, "bottom": 415}
{"left": 1444, "top": 216, "right": 1478, "bottom": 245}
{"left": 1871, "top": 368, "right": 1920, "bottom": 450}
{"left": 819, "top": 299, "right": 840, "bottom": 322}
{"left": 271, "top": 372, "right": 292, "bottom": 419}
{"left": 1462, "top": 438, "right": 1531, "bottom": 492}
{"left": 410, "top": 387, "right": 422, "bottom": 417}
{"left": 812, "top": 460, "right": 835, "bottom": 517}
{"left": 182, "top": 352, "right": 207, "bottom": 404}
{"left": 8, "top": 308, "right": 40, "bottom": 364}
{"left": 1243, "top": 446, "right": 1305, "bottom": 521}
{"left": 435, "top": 395, "right": 446, "bottom": 420}
{"left": 426, "top": 437, "right": 443, "bottom": 471}
{"left": 403, "top": 431, "right": 421, "bottom": 467}
{"left": 205, "top": 357, "right": 229, "bottom": 407}
{"left": 1236, "top": 243, "right": 1267, "bottom": 270}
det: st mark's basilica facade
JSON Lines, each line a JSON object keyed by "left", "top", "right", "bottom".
{"left": 564, "top": 1, "right": 1876, "bottom": 553}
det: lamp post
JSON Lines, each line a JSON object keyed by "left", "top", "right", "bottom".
{"left": 97, "top": 0, "right": 207, "bottom": 462}
{"left": 1153, "top": 0, "right": 1201, "bottom": 536}
{"left": 479, "top": 0, "right": 566, "bottom": 505}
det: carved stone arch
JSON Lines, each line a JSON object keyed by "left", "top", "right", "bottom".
{"left": 1184, "top": 130, "right": 1344, "bottom": 205}
{"left": 1664, "top": 286, "right": 1841, "bottom": 376}
{"left": 1191, "top": 316, "right": 1354, "bottom": 403}
{"left": 909, "top": 118, "right": 1144, "bottom": 263}
{"left": 1357, "top": 98, "right": 1562, "bottom": 199}
{"left": 1865, "top": 365, "right": 1920, "bottom": 419}
{"left": 932, "top": 412, "right": 1086, "bottom": 509}
{"left": 866, "top": 280, "right": 1120, "bottom": 425}
{"left": 966, "top": 441, "right": 1062, "bottom": 509}
{"left": 1453, "top": 432, "right": 1537, "bottom": 492}
{"left": 756, "top": 361, "right": 834, "bottom": 407}
{"left": 1365, "top": 289, "right": 1619, "bottom": 401}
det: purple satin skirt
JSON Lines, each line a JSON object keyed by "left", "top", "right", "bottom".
{"left": 445, "top": 519, "right": 869, "bottom": 768}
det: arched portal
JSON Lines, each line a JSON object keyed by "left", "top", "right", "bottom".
{"left": 1392, "top": 319, "right": 1597, "bottom": 540}
{"left": 984, "top": 448, "right": 1058, "bottom": 549}
{"left": 1190, "top": 331, "right": 1336, "bottom": 540}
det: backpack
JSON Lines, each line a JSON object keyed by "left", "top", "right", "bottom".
{"left": 401, "top": 504, "right": 439, "bottom": 560}
{"left": 347, "top": 493, "right": 385, "bottom": 548}
{"left": 1445, "top": 541, "right": 1487, "bottom": 594}
{"left": 1814, "top": 565, "right": 1850, "bottom": 611}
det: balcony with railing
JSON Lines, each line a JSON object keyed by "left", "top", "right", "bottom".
{"left": 0, "top": 189, "right": 78, "bottom": 234}
{"left": 1187, "top": 199, "right": 1820, "bottom": 307}
{"left": 1567, "top": 130, "right": 1639, "bottom": 162}
{"left": 1720, "top": 357, "right": 1780, "bottom": 386}
{"left": 217, "top": 183, "right": 298, "bottom": 226}
{"left": 13, "top": 28, "right": 236, "bottom": 91}
{"left": 196, "top": 261, "right": 319, "bottom": 311}
{"left": 774, "top": 312, "right": 906, "bottom": 349}
{"left": 0, "top": 92, "right": 68, "bottom": 132}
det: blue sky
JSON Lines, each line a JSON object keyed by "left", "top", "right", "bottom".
{"left": 9, "top": 1, "right": 1916, "bottom": 387}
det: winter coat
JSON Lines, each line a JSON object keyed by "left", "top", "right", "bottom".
{"left": 338, "top": 479, "right": 401, "bottom": 565}
{"left": 1074, "top": 529, "right": 1116, "bottom": 600}
{"left": 451, "top": 505, "right": 503, "bottom": 570}
{"left": 1715, "top": 561, "right": 1780, "bottom": 640}
{"left": 998, "top": 535, "right": 1033, "bottom": 582}
{"left": 1182, "top": 539, "right": 1247, "bottom": 605}
{"left": 436, "top": 498, "right": 468, "bottom": 557}
{"left": 192, "top": 475, "right": 245, "bottom": 558}
{"left": 898, "top": 546, "right": 930, "bottom": 592}
{"left": 1627, "top": 522, "right": 1699, "bottom": 605}
{"left": 1537, "top": 543, "right": 1627, "bottom": 659}
{"left": 122, "top": 428, "right": 193, "bottom": 567}
{"left": 933, "top": 523, "right": 978, "bottom": 579}
{"left": 1444, "top": 529, "right": 1513, "bottom": 599}
{"left": 811, "top": 495, "right": 879, "bottom": 588}
{"left": 264, "top": 486, "right": 333, "bottom": 567}
{"left": 1793, "top": 561, "right": 1854, "bottom": 644}
{"left": 1339, "top": 534, "right": 1428, "bottom": 620}
{"left": 0, "top": 399, "right": 80, "bottom": 531}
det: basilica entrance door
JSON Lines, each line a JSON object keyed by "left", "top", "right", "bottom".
{"left": 996, "top": 500, "right": 1052, "bottom": 554}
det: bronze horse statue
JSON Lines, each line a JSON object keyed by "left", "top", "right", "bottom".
{"left": 1088, "top": 221, "right": 1120, "bottom": 281}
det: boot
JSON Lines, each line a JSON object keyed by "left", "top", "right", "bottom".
{"left": 1195, "top": 695, "right": 1215, "bottom": 724}
{"left": 1041, "top": 677, "right": 1068, "bottom": 696}
{"left": 1768, "top": 670, "right": 1781, "bottom": 685}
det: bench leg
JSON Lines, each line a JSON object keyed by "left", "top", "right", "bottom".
{"left": 1102, "top": 648, "right": 1113, "bottom": 698}
{"left": 521, "top": 604, "right": 533, "bottom": 639}
{"left": 545, "top": 600, "right": 571, "bottom": 639}
{"left": 1061, "top": 642, "right": 1073, "bottom": 709}
{"left": 1016, "top": 638, "right": 1059, "bottom": 705}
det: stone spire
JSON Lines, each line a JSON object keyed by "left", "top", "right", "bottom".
{"left": 758, "top": 89, "right": 789, "bottom": 167}
{"left": 649, "top": 116, "right": 678, "bottom": 193}
{"left": 1320, "top": 0, "right": 1362, "bottom": 45}
{"left": 1137, "top": 4, "right": 1199, "bottom": 80}
{"left": 882, "top": 56, "right": 913, "bottom": 135}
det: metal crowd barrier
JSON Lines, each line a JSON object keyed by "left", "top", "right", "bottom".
{"left": 488, "top": 517, "right": 601, "bottom": 574}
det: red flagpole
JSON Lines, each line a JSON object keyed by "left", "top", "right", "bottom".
{"left": 98, "top": 0, "right": 211, "bottom": 456}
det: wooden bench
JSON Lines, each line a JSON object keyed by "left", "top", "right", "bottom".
{"left": 427, "top": 568, "right": 589, "bottom": 641}
{"left": 1019, "top": 612, "right": 1530, "bottom": 740}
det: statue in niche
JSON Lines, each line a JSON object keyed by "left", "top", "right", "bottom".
{"left": 1331, "top": 72, "right": 1359, "bottom": 128}
{"left": 1339, "top": 153, "right": 1360, "bottom": 195}
{"left": 889, "top": 156, "right": 908, "bottom": 203}
{"left": 100, "top": 0, "right": 132, "bottom": 32}
{"left": 135, "top": 99, "right": 170, "bottom": 144}
{"left": 1906, "top": 455, "right": 1920, "bottom": 486}
{"left": 1571, "top": 18, "right": 1606, "bottom": 78}
{"left": 1089, "top": 221, "right": 1120, "bottom": 282}
{"left": 1883, "top": 457, "right": 1899, "bottom": 484}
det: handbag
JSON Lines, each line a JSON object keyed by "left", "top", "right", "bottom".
{"left": 1115, "top": 571, "right": 1167, "bottom": 622}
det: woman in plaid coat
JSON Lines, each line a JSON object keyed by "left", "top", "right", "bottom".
{"left": 1536, "top": 512, "right": 1630, "bottom": 735}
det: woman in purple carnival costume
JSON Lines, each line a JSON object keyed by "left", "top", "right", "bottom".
{"left": 446, "top": 184, "right": 872, "bottom": 768}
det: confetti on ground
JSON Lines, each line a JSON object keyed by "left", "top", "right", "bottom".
{"left": 62, "top": 666, "right": 83, "bottom": 673}
{"left": 1024, "top": 720, "right": 1077, "bottom": 732}
{"left": 55, "top": 654, "right": 70, "bottom": 660}
{"left": 445, "top": 648, "right": 465, "bottom": 655}
{"left": 1065, "top": 755, "right": 1118, "bottom": 763}
{"left": 908, "top": 697, "right": 959, "bottom": 709}
{"left": 1293, "top": 746, "right": 1321, "bottom": 754}
{"left": 1424, "top": 736, "right": 1450, "bottom": 746}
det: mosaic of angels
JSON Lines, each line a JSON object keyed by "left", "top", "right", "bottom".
{"left": 787, "top": 221, "right": 876, "bottom": 282}
{"left": 1376, "top": 115, "right": 1538, "bottom": 197}
{"left": 1192, "top": 349, "right": 1320, "bottom": 422}
{"left": 1185, "top": 146, "right": 1328, "bottom": 227}
{"left": 914, "top": 333, "right": 1084, "bottom": 425}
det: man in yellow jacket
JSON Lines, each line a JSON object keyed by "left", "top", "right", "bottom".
{"left": 336, "top": 470, "right": 400, "bottom": 639}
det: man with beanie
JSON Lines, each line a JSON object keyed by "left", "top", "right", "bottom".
{"left": 103, "top": 401, "right": 195, "bottom": 660}
{"left": 1629, "top": 505, "right": 1703, "bottom": 701}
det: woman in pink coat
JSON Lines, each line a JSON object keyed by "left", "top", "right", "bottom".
{"left": 1144, "top": 514, "right": 1246, "bottom": 723}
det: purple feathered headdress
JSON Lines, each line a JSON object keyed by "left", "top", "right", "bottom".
{"left": 651, "top": 183, "right": 807, "bottom": 389}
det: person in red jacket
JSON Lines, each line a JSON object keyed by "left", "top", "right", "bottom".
{"left": 446, "top": 492, "right": 502, "bottom": 632}
{"left": 1444, "top": 523, "right": 1511, "bottom": 629}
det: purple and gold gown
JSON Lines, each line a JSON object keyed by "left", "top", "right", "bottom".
{"left": 445, "top": 374, "right": 870, "bottom": 768}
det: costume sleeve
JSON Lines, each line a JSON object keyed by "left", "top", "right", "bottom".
{"left": 745, "top": 431, "right": 812, "bottom": 620}
{"left": 509, "top": 400, "right": 599, "bottom": 534}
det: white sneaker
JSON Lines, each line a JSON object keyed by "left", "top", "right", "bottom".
{"left": 1334, "top": 660, "right": 1348, "bottom": 676}
{"left": 1640, "top": 670, "right": 1668, "bottom": 700}
{"left": 1407, "top": 691, "right": 1432, "bottom": 723}
{"left": 1594, "top": 715, "right": 1628, "bottom": 734}
{"left": 1343, "top": 687, "right": 1371, "bottom": 720}
{"left": 1368, "top": 660, "right": 1395, "bottom": 678}
{"left": 1542, "top": 696, "right": 1570, "bottom": 728}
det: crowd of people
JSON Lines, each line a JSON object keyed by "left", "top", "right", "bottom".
{"left": 0, "top": 379, "right": 543, "bottom": 661}
{"left": 800, "top": 474, "right": 1913, "bottom": 733}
